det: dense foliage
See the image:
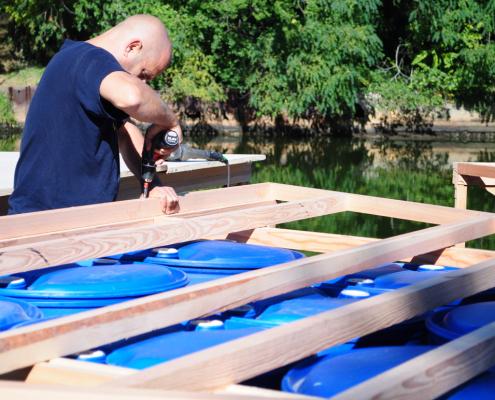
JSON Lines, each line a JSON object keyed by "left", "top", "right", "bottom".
{"left": 2, "top": 0, "right": 495, "bottom": 127}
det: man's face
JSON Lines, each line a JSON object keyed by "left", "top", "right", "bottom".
{"left": 124, "top": 46, "right": 172, "bottom": 83}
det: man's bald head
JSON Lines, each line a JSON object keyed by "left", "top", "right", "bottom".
{"left": 88, "top": 15, "right": 172, "bottom": 82}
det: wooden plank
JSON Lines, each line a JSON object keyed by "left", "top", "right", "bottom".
{"left": 268, "top": 183, "right": 339, "bottom": 201}
{"left": 332, "top": 321, "right": 495, "bottom": 400}
{"left": 216, "top": 385, "right": 316, "bottom": 399}
{"left": 347, "top": 192, "right": 481, "bottom": 224}
{"left": 25, "top": 358, "right": 134, "bottom": 386}
{"left": 0, "top": 200, "right": 277, "bottom": 249}
{"left": 455, "top": 184, "right": 468, "bottom": 210}
{"left": 214, "top": 228, "right": 495, "bottom": 268}
{"left": 0, "top": 199, "right": 163, "bottom": 241}
{"left": 26, "top": 358, "right": 312, "bottom": 399}
{"left": 0, "top": 183, "right": 273, "bottom": 242}
{"left": 117, "top": 163, "right": 252, "bottom": 201}
{"left": 158, "top": 200, "right": 279, "bottom": 221}
{"left": 107, "top": 252, "right": 495, "bottom": 392}
{"left": 455, "top": 162, "right": 495, "bottom": 179}
{"left": 0, "top": 213, "right": 491, "bottom": 376}
{"left": 0, "top": 193, "right": 348, "bottom": 275}
{"left": 0, "top": 381, "right": 276, "bottom": 400}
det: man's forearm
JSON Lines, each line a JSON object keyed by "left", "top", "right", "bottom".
{"left": 101, "top": 71, "right": 178, "bottom": 128}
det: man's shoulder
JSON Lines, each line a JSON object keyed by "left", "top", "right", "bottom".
{"left": 58, "top": 40, "right": 113, "bottom": 61}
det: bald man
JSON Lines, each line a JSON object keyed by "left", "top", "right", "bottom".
{"left": 9, "top": 15, "right": 182, "bottom": 215}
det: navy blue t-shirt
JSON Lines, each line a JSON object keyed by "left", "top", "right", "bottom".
{"left": 8, "top": 40, "right": 129, "bottom": 214}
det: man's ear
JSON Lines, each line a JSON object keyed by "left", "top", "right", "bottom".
{"left": 123, "top": 40, "right": 143, "bottom": 57}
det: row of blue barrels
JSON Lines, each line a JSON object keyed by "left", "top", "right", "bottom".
{"left": 0, "top": 240, "right": 495, "bottom": 397}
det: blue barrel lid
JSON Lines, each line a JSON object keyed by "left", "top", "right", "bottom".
{"left": 445, "top": 372, "right": 495, "bottom": 399}
{"left": 282, "top": 346, "right": 435, "bottom": 397}
{"left": 106, "top": 327, "right": 264, "bottom": 369}
{"left": 427, "top": 302, "right": 495, "bottom": 341}
{"left": 0, "top": 296, "right": 43, "bottom": 331}
{"left": 145, "top": 241, "right": 305, "bottom": 269}
{"left": 0, "top": 262, "right": 188, "bottom": 299}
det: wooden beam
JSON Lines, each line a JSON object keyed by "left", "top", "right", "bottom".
{"left": 216, "top": 385, "right": 316, "bottom": 399}
{"left": 214, "top": 228, "right": 495, "bottom": 268}
{"left": 347, "top": 193, "right": 481, "bottom": 224}
{"left": 0, "top": 183, "right": 273, "bottom": 241}
{"left": 25, "top": 358, "right": 134, "bottom": 386}
{"left": 0, "top": 200, "right": 277, "bottom": 249}
{"left": 0, "top": 381, "right": 278, "bottom": 400}
{"left": 0, "top": 193, "right": 348, "bottom": 274}
{"left": 25, "top": 359, "right": 312, "bottom": 399}
{"left": 332, "top": 321, "right": 495, "bottom": 400}
{"left": 0, "top": 214, "right": 491, "bottom": 376}
{"left": 106, "top": 253, "right": 495, "bottom": 392}
{"left": 117, "top": 163, "right": 252, "bottom": 201}
{"left": 455, "top": 162, "right": 495, "bottom": 179}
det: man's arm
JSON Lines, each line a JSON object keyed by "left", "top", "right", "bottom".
{"left": 100, "top": 71, "right": 183, "bottom": 155}
{"left": 117, "top": 119, "right": 180, "bottom": 215}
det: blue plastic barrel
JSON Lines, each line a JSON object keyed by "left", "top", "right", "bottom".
{"left": 109, "top": 240, "right": 306, "bottom": 285}
{"left": 282, "top": 346, "right": 436, "bottom": 397}
{"left": 106, "top": 326, "right": 264, "bottom": 369}
{"left": 426, "top": 302, "right": 495, "bottom": 345}
{"left": 0, "top": 259, "right": 188, "bottom": 317}
{"left": 443, "top": 372, "right": 495, "bottom": 399}
{"left": 0, "top": 296, "right": 43, "bottom": 330}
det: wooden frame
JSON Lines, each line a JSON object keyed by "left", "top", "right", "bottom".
{"left": 453, "top": 162, "right": 495, "bottom": 247}
{"left": 1, "top": 182, "right": 495, "bottom": 399}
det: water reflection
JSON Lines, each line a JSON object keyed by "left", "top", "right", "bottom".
{"left": 184, "top": 132, "right": 495, "bottom": 250}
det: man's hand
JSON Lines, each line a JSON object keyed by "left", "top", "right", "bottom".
{"left": 145, "top": 123, "right": 183, "bottom": 165}
{"left": 146, "top": 185, "right": 180, "bottom": 214}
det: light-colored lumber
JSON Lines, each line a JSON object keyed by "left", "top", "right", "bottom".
{"left": 107, "top": 252, "right": 495, "bottom": 392}
{"left": 158, "top": 200, "right": 279, "bottom": 221}
{"left": 117, "top": 162, "right": 253, "bottom": 200}
{"left": 454, "top": 183, "right": 468, "bottom": 248}
{"left": 0, "top": 198, "right": 163, "bottom": 241}
{"left": 216, "top": 385, "right": 317, "bottom": 399}
{"left": 25, "top": 358, "right": 134, "bottom": 386}
{"left": 455, "top": 162, "right": 495, "bottom": 179}
{"left": 25, "top": 359, "right": 312, "bottom": 399}
{"left": 347, "top": 192, "right": 481, "bottom": 224}
{"left": 213, "top": 228, "right": 495, "bottom": 268}
{"left": 0, "top": 193, "right": 348, "bottom": 275}
{"left": 0, "top": 213, "right": 489, "bottom": 377}
{"left": 0, "top": 381, "right": 279, "bottom": 400}
{"left": 454, "top": 183, "right": 468, "bottom": 210}
{"left": 0, "top": 200, "right": 277, "bottom": 249}
{"left": 268, "top": 183, "right": 339, "bottom": 201}
{"left": 332, "top": 321, "right": 495, "bottom": 400}
{"left": 0, "top": 183, "right": 272, "bottom": 241}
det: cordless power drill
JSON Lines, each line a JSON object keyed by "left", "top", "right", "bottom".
{"left": 141, "top": 129, "right": 180, "bottom": 199}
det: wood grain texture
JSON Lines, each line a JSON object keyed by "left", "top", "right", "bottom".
{"left": 213, "top": 228, "right": 495, "bottom": 268}
{"left": 26, "top": 358, "right": 134, "bottom": 386}
{"left": 347, "top": 193, "right": 481, "bottom": 224}
{"left": 0, "top": 193, "right": 347, "bottom": 275}
{"left": 108, "top": 251, "right": 495, "bottom": 392}
{"left": 0, "top": 183, "right": 273, "bottom": 241}
{"left": 332, "top": 321, "right": 495, "bottom": 400}
{"left": 0, "top": 199, "right": 163, "bottom": 241}
{"left": 0, "top": 381, "right": 277, "bottom": 400}
{"left": 0, "top": 213, "right": 490, "bottom": 376}
{"left": 455, "top": 162, "right": 495, "bottom": 179}
{"left": 0, "top": 200, "right": 277, "bottom": 249}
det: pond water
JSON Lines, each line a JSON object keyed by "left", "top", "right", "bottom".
{"left": 4, "top": 128, "right": 495, "bottom": 250}
{"left": 183, "top": 131, "right": 495, "bottom": 250}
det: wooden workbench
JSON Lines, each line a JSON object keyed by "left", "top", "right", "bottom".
{"left": 0, "top": 152, "right": 265, "bottom": 215}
